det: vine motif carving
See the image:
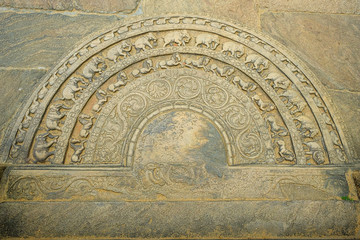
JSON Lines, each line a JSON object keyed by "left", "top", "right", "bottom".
{"left": 146, "top": 79, "right": 172, "bottom": 101}
{"left": 7, "top": 176, "right": 97, "bottom": 200}
{"left": 4, "top": 168, "right": 346, "bottom": 201}
{"left": 237, "top": 131, "right": 263, "bottom": 159}
{"left": 120, "top": 93, "right": 147, "bottom": 117}
{"left": 175, "top": 76, "right": 202, "bottom": 99}
{"left": 141, "top": 162, "right": 208, "bottom": 187}
{"left": 225, "top": 105, "right": 250, "bottom": 130}
{"left": 202, "top": 84, "right": 229, "bottom": 109}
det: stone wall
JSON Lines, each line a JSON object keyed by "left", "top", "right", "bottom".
{"left": 0, "top": 0, "right": 359, "bottom": 160}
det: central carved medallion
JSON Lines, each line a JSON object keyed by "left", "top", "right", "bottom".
{"left": 86, "top": 69, "right": 273, "bottom": 166}
{"left": 136, "top": 110, "right": 227, "bottom": 187}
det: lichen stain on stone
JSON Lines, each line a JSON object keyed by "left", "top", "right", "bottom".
{"left": 137, "top": 110, "right": 227, "bottom": 170}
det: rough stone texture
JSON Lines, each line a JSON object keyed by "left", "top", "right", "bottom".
{"left": 260, "top": 12, "right": 360, "bottom": 159}
{"left": 0, "top": 201, "right": 358, "bottom": 238}
{"left": 0, "top": 11, "right": 119, "bottom": 143}
{"left": 0, "top": 12, "right": 119, "bottom": 69}
{"left": 258, "top": 0, "right": 360, "bottom": 14}
{"left": 143, "top": 0, "right": 260, "bottom": 29}
{"left": 328, "top": 89, "right": 360, "bottom": 158}
{"left": 354, "top": 171, "right": 360, "bottom": 198}
{"left": 0, "top": 69, "right": 46, "bottom": 144}
{"left": 260, "top": 12, "right": 360, "bottom": 92}
{"left": 0, "top": 0, "right": 140, "bottom": 14}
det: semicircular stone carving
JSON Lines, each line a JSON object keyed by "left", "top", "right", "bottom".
{"left": 0, "top": 15, "right": 353, "bottom": 166}
{"left": 85, "top": 69, "right": 273, "bottom": 166}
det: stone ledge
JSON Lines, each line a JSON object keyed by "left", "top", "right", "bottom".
{"left": 0, "top": 200, "right": 358, "bottom": 239}
{"left": 1, "top": 165, "right": 357, "bottom": 202}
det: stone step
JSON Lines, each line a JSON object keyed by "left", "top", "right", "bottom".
{"left": 0, "top": 200, "right": 358, "bottom": 239}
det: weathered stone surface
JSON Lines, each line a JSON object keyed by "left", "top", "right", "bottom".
{"left": 0, "top": 167, "right": 5, "bottom": 180}
{"left": 1, "top": 16, "right": 347, "bottom": 167}
{"left": 261, "top": 12, "right": 360, "bottom": 92}
{"left": 354, "top": 171, "right": 360, "bottom": 198}
{"left": 0, "top": 200, "right": 358, "bottom": 238}
{"left": 0, "top": 3, "right": 359, "bottom": 239}
{"left": 0, "top": 69, "right": 46, "bottom": 144}
{"left": 261, "top": 12, "right": 360, "bottom": 161}
{"left": 329, "top": 89, "right": 360, "bottom": 159}
{"left": 0, "top": 0, "right": 140, "bottom": 14}
{"left": 0, "top": 12, "right": 119, "bottom": 69}
{"left": 143, "top": 0, "right": 259, "bottom": 29}
{"left": 0, "top": 11, "right": 119, "bottom": 143}
{"left": 258, "top": 0, "right": 360, "bottom": 14}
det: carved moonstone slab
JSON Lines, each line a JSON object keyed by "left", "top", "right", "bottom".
{"left": 0, "top": 15, "right": 352, "bottom": 167}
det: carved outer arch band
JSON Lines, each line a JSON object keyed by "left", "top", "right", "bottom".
{"left": 1, "top": 16, "right": 349, "bottom": 164}
{"left": 4, "top": 22, "right": 333, "bottom": 163}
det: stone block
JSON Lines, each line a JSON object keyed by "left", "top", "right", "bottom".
{"left": 0, "top": 11, "right": 120, "bottom": 142}
{"left": 0, "top": 164, "right": 358, "bottom": 239}
{"left": 329, "top": 89, "right": 360, "bottom": 159}
{"left": 260, "top": 12, "right": 360, "bottom": 92}
{"left": 0, "top": 0, "right": 140, "bottom": 14}
{"left": 0, "top": 200, "right": 358, "bottom": 238}
{"left": 0, "top": 12, "right": 119, "bottom": 69}
{"left": 0, "top": 69, "right": 46, "bottom": 144}
{"left": 258, "top": 0, "right": 360, "bottom": 14}
{"left": 261, "top": 12, "right": 360, "bottom": 160}
{"left": 143, "top": 0, "right": 259, "bottom": 29}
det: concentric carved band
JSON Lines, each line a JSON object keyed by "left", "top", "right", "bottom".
{"left": 0, "top": 15, "right": 351, "bottom": 167}
{"left": 84, "top": 69, "right": 273, "bottom": 166}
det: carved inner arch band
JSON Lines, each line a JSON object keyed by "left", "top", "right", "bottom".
{"left": 84, "top": 69, "right": 273, "bottom": 166}
{"left": 0, "top": 15, "right": 353, "bottom": 166}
